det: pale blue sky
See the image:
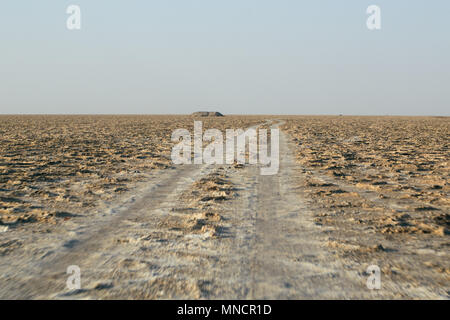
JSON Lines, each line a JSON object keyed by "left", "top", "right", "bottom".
{"left": 0, "top": 1, "right": 449, "bottom": 115}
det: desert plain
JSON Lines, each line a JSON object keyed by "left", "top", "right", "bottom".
{"left": 0, "top": 115, "right": 448, "bottom": 299}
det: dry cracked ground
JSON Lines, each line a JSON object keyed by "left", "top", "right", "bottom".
{"left": 0, "top": 115, "right": 448, "bottom": 299}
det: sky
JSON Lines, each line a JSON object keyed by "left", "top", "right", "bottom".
{"left": 0, "top": 0, "right": 449, "bottom": 115}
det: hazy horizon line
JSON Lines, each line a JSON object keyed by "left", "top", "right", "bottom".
{"left": 0, "top": 113, "right": 448, "bottom": 117}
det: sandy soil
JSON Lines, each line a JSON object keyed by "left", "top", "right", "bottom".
{"left": 0, "top": 115, "right": 263, "bottom": 224}
{"left": 0, "top": 116, "right": 448, "bottom": 299}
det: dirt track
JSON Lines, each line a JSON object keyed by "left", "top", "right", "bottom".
{"left": 0, "top": 120, "right": 448, "bottom": 299}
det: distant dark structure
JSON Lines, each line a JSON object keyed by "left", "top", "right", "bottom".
{"left": 192, "top": 111, "right": 224, "bottom": 117}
